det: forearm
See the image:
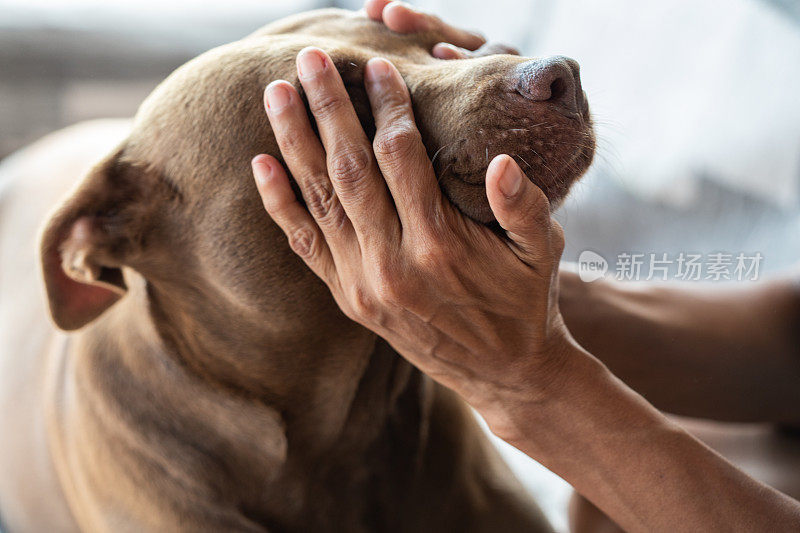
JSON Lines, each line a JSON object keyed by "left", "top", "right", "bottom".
{"left": 495, "top": 346, "right": 800, "bottom": 532}
{"left": 559, "top": 270, "right": 800, "bottom": 422}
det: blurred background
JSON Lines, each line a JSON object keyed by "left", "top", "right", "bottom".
{"left": 2, "top": 0, "right": 799, "bottom": 530}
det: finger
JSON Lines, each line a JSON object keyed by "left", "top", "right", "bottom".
{"left": 251, "top": 154, "right": 336, "bottom": 282}
{"left": 364, "top": 57, "right": 444, "bottom": 228}
{"left": 364, "top": 0, "right": 391, "bottom": 20}
{"left": 432, "top": 42, "right": 470, "bottom": 60}
{"left": 295, "top": 47, "right": 400, "bottom": 244}
{"left": 473, "top": 42, "right": 521, "bottom": 57}
{"left": 432, "top": 42, "right": 520, "bottom": 60}
{"left": 485, "top": 154, "right": 557, "bottom": 267}
{"left": 382, "top": 2, "right": 486, "bottom": 51}
{"left": 263, "top": 80, "right": 357, "bottom": 256}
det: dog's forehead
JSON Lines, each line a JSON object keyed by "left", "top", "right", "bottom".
{"left": 254, "top": 8, "right": 438, "bottom": 56}
{"left": 125, "top": 11, "right": 441, "bottom": 183}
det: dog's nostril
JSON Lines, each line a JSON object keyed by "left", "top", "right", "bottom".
{"left": 548, "top": 77, "right": 567, "bottom": 103}
{"left": 516, "top": 55, "right": 583, "bottom": 115}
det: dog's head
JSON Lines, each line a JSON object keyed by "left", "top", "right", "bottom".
{"left": 40, "top": 9, "right": 594, "bottom": 342}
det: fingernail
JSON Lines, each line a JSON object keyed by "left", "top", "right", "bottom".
{"left": 365, "top": 58, "right": 392, "bottom": 83}
{"left": 432, "top": 43, "right": 463, "bottom": 60}
{"left": 265, "top": 82, "right": 291, "bottom": 113}
{"left": 297, "top": 48, "right": 327, "bottom": 79}
{"left": 497, "top": 157, "right": 522, "bottom": 197}
{"left": 396, "top": 1, "right": 419, "bottom": 14}
{"left": 252, "top": 157, "right": 272, "bottom": 187}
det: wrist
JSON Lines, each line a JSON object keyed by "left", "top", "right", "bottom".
{"left": 485, "top": 340, "right": 677, "bottom": 471}
{"left": 477, "top": 338, "right": 607, "bottom": 447}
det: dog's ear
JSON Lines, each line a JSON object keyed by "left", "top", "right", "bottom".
{"left": 40, "top": 151, "right": 150, "bottom": 330}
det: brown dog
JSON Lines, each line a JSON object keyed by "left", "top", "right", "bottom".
{"left": 0, "top": 9, "right": 594, "bottom": 532}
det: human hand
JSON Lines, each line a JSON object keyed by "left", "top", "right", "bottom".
{"left": 251, "top": 47, "right": 571, "bottom": 440}
{"left": 363, "top": 0, "right": 519, "bottom": 59}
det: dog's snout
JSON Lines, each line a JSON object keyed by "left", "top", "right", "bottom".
{"left": 516, "top": 56, "right": 584, "bottom": 115}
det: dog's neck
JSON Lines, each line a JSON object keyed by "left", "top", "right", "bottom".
{"left": 64, "top": 273, "right": 501, "bottom": 529}
{"left": 90, "top": 272, "right": 424, "bottom": 456}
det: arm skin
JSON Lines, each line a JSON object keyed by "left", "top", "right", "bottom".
{"left": 504, "top": 343, "right": 800, "bottom": 532}
{"left": 559, "top": 271, "right": 800, "bottom": 423}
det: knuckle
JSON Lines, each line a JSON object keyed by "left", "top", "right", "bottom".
{"left": 349, "top": 285, "right": 377, "bottom": 318}
{"left": 287, "top": 227, "right": 317, "bottom": 259}
{"left": 373, "top": 124, "right": 419, "bottom": 163}
{"left": 329, "top": 147, "right": 372, "bottom": 186}
{"left": 372, "top": 262, "right": 403, "bottom": 305}
{"left": 309, "top": 92, "right": 347, "bottom": 120}
{"left": 305, "top": 181, "right": 344, "bottom": 226}
{"left": 413, "top": 239, "right": 447, "bottom": 271}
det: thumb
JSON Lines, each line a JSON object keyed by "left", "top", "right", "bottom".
{"left": 485, "top": 154, "right": 563, "bottom": 266}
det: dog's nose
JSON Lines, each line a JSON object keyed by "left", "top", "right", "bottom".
{"left": 516, "top": 56, "right": 584, "bottom": 115}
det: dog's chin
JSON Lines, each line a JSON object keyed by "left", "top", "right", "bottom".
{"left": 441, "top": 169, "right": 571, "bottom": 225}
{"left": 440, "top": 177, "right": 495, "bottom": 223}
{"left": 432, "top": 130, "right": 594, "bottom": 224}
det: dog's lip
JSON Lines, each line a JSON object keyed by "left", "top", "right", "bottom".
{"left": 450, "top": 151, "right": 538, "bottom": 185}
{"left": 440, "top": 128, "right": 545, "bottom": 185}
{"left": 449, "top": 141, "right": 592, "bottom": 189}
{"left": 450, "top": 174, "right": 488, "bottom": 188}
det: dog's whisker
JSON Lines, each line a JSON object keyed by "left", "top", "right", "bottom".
{"left": 430, "top": 144, "right": 447, "bottom": 166}
{"left": 431, "top": 138, "right": 463, "bottom": 167}
{"left": 514, "top": 154, "right": 533, "bottom": 171}
{"left": 437, "top": 162, "right": 454, "bottom": 183}
{"left": 531, "top": 150, "right": 558, "bottom": 182}
{"left": 543, "top": 142, "right": 596, "bottom": 152}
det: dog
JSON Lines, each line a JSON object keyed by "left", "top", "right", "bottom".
{"left": 0, "top": 9, "right": 594, "bottom": 532}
